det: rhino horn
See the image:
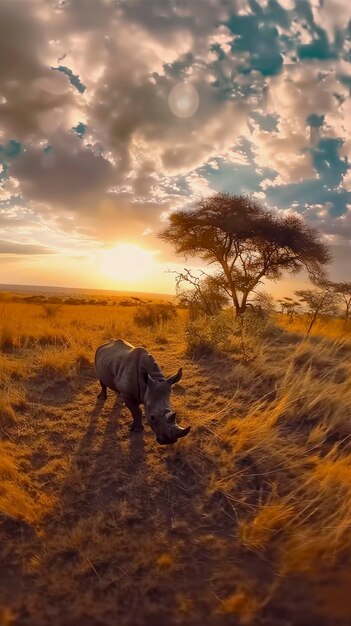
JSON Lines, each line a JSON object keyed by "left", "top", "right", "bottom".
{"left": 170, "top": 424, "right": 191, "bottom": 439}
{"left": 166, "top": 368, "right": 183, "bottom": 386}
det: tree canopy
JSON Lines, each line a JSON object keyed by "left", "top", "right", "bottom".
{"left": 160, "top": 193, "right": 331, "bottom": 317}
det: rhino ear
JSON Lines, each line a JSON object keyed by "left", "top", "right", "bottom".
{"left": 167, "top": 368, "right": 183, "bottom": 386}
{"left": 147, "top": 374, "right": 157, "bottom": 389}
{"left": 166, "top": 411, "right": 177, "bottom": 424}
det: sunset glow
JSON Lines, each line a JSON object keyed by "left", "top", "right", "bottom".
{"left": 1, "top": 0, "right": 351, "bottom": 294}
{"left": 100, "top": 244, "right": 156, "bottom": 284}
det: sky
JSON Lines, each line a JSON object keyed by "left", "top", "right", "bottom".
{"left": 0, "top": 0, "right": 351, "bottom": 295}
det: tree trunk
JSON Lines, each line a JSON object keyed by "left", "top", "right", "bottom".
{"left": 306, "top": 294, "right": 327, "bottom": 335}
{"left": 231, "top": 299, "right": 241, "bottom": 319}
{"left": 306, "top": 310, "right": 318, "bottom": 334}
{"left": 228, "top": 288, "right": 241, "bottom": 319}
{"left": 307, "top": 305, "right": 321, "bottom": 334}
{"left": 236, "top": 306, "right": 246, "bottom": 318}
{"left": 235, "top": 291, "right": 249, "bottom": 318}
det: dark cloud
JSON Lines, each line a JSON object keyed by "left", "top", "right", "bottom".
{"left": 10, "top": 131, "right": 115, "bottom": 209}
{"left": 55, "top": 66, "right": 86, "bottom": 93}
{"left": 0, "top": 1, "right": 77, "bottom": 141}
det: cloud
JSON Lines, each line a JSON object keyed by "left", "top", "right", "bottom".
{"left": 0, "top": 239, "right": 54, "bottom": 255}
{"left": 342, "top": 169, "right": 351, "bottom": 191}
{"left": 0, "top": 0, "right": 255, "bottom": 247}
{"left": 0, "top": 1, "right": 81, "bottom": 142}
{"left": 10, "top": 130, "right": 115, "bottom": 210}
{"left": 1, "top": 0, "right": 351, "bottom": 277}
{"left": 251, "top": 62, "right": 350, "bottom": 186}
{"left": 0, "top": 177, "right": 20, "bottom": 201}
{"left": 310, "top": 0, "right": 351, "bottom": 44}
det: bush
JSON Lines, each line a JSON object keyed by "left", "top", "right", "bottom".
{"left": 233, "top": 308, "right": 271, "bottom": 361}
{"left": 133, "top": 304, "right": 177, "bottom": 328}
{"left": 185, "top": 307, "right": 273, "bottom": 360}
{"left": 185, "top": 311, "right": 233, "bottom": 357}
{"left": 41, "top": 303, "right": 63, "bottom": 319}
{"left": 119, "top": 299, "right": 134, "bottom": 307}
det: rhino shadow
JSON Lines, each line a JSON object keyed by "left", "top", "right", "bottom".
{"left": 73, "top": 395, "right": 106, "bottom": 468}
{"left": 53, "top": 393, "right": 146, "bottom": 522}
{"left": 26, "top": 365, "right": 96, "bottom": 407}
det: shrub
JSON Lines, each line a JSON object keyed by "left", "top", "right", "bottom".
{"left": 185, "top": 311, "right": 233, "bottom": 357}
{"left": 134, "top": 303, "right": 177, "bottom": 328}
{"left": 119, "top": 299, "right": 134, "bottom": 307}
{"left": 233, "top": 308, "right": 271, "bottom": 362}
{"left": 41, "top": 303, "right": 63, "bottom": 319}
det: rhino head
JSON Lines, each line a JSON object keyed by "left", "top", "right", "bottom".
{"left": 144, "top": 368, "right": 191, "bottom": 445}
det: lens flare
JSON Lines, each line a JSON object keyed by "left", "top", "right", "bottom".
{"left": 168, "top": 83, "right": 199, "bottom": 118}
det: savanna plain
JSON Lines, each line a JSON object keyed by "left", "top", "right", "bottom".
{"left": 1, "top": 291, "right": 351, "bottom": 626}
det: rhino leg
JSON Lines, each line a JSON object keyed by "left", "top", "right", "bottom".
{"left": 98, "top": 380, "right": 107, "bottom": 400}
{"left": 124, "top": 397, "right": 144, "bottom": 433}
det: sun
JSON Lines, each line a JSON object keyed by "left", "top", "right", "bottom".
{"left": 100, "top": 243, "right": 155, "bottom": 283}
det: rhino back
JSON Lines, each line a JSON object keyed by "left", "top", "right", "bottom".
{"left": 95, "top": 339, "right": 135, "bottom": 393}
{"left": 121, "top": 348, "right": 165, "bottom": 403}
{"left": 95, "top": 339, "right": 165, "bottom": 404}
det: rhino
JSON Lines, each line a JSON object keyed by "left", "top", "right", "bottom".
{"left": 94, "top": 339, "right": 191, "bottom": 445}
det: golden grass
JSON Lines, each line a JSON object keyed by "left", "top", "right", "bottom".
{"left": 278, "top": 311, "right": 351, "bottom": 340}
{"left": 1, "top": 298, "right": 351, "bottom": 625}
{"left": 0, "top": 441, "right": 55, "bottom": 525}
{"left": 0, "top": 359, "right": 26, "bottom": 429}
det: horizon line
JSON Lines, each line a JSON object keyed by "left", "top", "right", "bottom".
{"left": 0, "top": 282, "right": 175, "bottom": 297}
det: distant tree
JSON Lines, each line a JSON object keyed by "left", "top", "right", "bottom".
{"left": 134, "top": 303, "right": 176, "bottom": 328}
{"left": 160, "top": 193, "right": 331, "bottom": 318}
{"left": 294, "top": 287, "right": 340, "bottom": 334}
{"left": 332, "top": 282, "right": 351, "bottom": 324}
{"left": 278, "top": 297, "right": 301, "bottom": 322}
{"left": 249, "top": 290, "right": 275, "bottom": 317}
{"left": 277, "top": 299, "right": 286, "bottom": 314}
{"left": 131, "top": 296, "right": 147, "bottom": 306}
{"left": 172, "top": 268, "right": 229, "bottom": 318}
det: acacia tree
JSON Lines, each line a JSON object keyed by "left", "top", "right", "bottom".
{"left": 333, "top": 282, "right": 351, "bottom": 323}
{"left": 278, "top": 297, "right": 301, "bottom": 322}
{"left": 160, "top": 193, "right": 331, "bottom": 318}
{"left": 294, "top": 287, "right": 340, "bottom": 334}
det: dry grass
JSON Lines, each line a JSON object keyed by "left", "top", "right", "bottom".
{"left": 0, "top": 440, "right": 55, "bottom": 525}
{"left": 1, "top": 297, "right": 351, "bottom": 625}
{"left": 277, "top": 311, "right": 351, "bottom": 340}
